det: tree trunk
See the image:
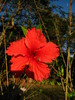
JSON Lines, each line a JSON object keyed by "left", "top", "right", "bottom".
{"left": 65, "top": 0, "right": 72, "bottom": 99}
{"left": 68, "top": 0, "right": 72, "bottom": 89}
{"left": 65, "top": 46, "right": 69, "bottom": 100}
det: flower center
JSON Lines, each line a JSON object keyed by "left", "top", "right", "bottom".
{"left": 28, "top": 50, "right": 38, "bottom": 60}
{"left": 32, "top": 52, "right": 36, "bottom": 57}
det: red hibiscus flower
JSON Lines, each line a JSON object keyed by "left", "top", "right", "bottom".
{"left": 5, "top": 28, "right": 59, "bottom": 81}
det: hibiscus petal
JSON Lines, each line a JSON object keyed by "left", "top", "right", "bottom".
{"left": 5, "top": 37, "right": 28, "bottom": 56}
{"left": 25, "top": 28, "right": 47, "bottom": 51}
{"left": 36, "top": 42, "right": 59, "bottom": 63}
{"left": 28, "top": 60, "right": 50, "bottom": 81}
{"left": 27, "top": 28, "right": 46, "bottom": 43}
{"left": 10, "top": 56, "right": 29, "bottom": 73}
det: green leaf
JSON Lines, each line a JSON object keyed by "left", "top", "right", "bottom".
{"left": 49, "top": 80, "right": 55, "bottom": 85}
{"left": 39, "top": 89, "right": 43, "bottom": 93}
{"left": 36, "top": 24, "right": 42, "bottom": 30}
{"left": 67, "top": 92, "right": 75, "bottom": 98}
{"left": 67, "top": 3, "right": 68, "bottom": 7}
{"left": 61, "top": 65, "right": 64, "bottom": 76}
{"left": 21, "top": 26, "right": 27, "bottom": 36}
{"left": 57, "top": 72, "right": 59, "bottom": 77}
{"left": 57, "top": 82, "right": 61, "bottom": 86}
{"left": 7, "top": 32, "right": 13, "bottom": 43}
{"left": 57, "top": 67, "right": 61, "bottom": 77}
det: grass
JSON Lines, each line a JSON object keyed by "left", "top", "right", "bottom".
{"left": 0, "top": 82, "right": 65, "bottom": 100}
{"left": 25, "top": 84, "right": 65, "bottom": 100}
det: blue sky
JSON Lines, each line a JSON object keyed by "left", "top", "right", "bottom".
{"left": 50, "top": 0, "right": 75, "bottom": 17}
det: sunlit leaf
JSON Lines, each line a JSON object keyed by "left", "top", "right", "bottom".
{"left": 21, "top": 26, "right": 27, "bottom": 36}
